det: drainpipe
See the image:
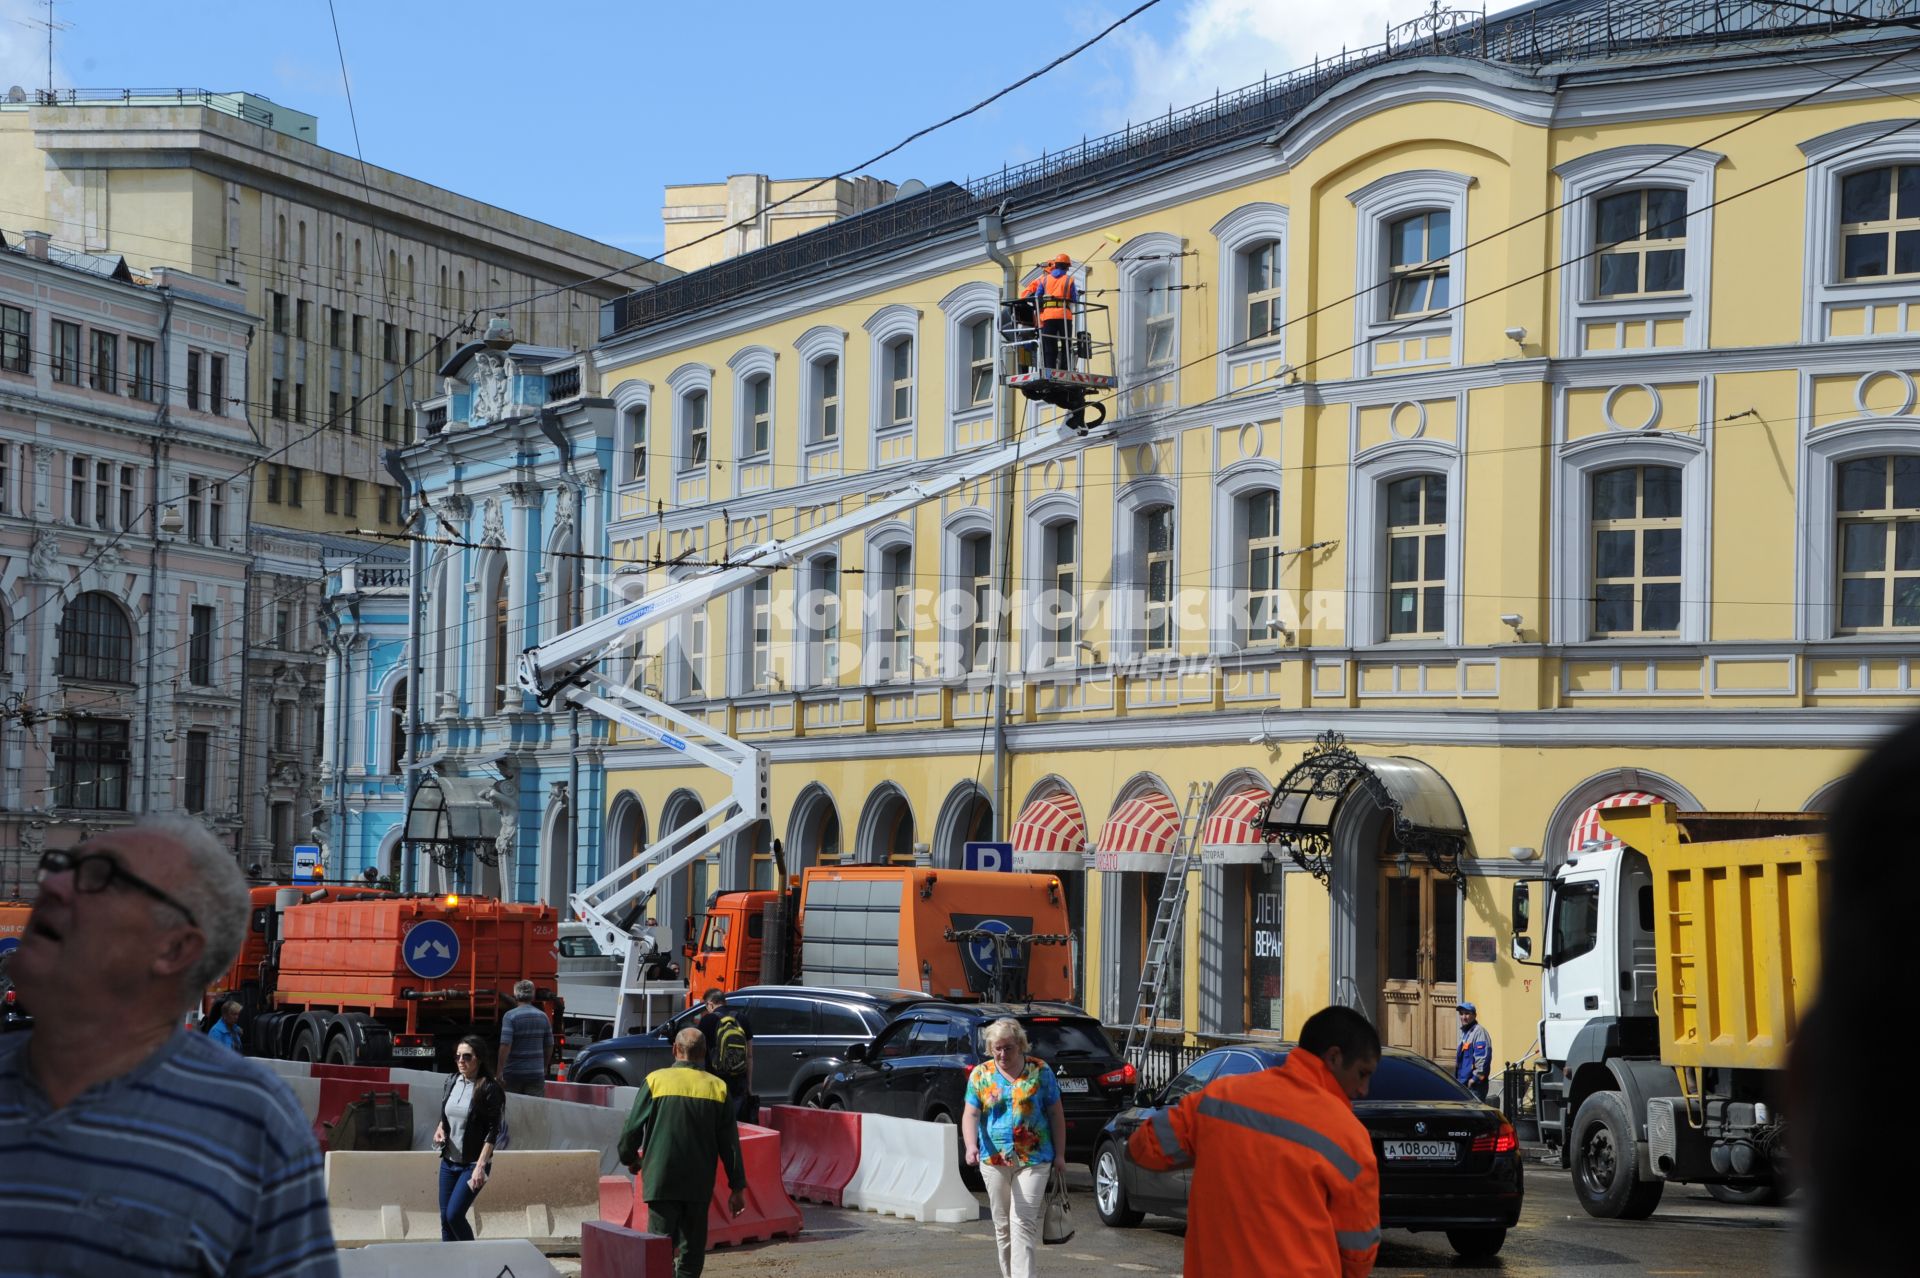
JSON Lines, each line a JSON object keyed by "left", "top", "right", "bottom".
{"left": 142, "top": 288, "right": 175, "bottom": 814}
{"left": 232, "top": 447, "right": 258, "bottom": 856}
{"left": 536, "top": 410, "right": 585, "bottom": 899}
{"left": 387, "top": 448, "right": 423, "bottom": 893}
{"left": 977, "top": 209, "right": 1018, "bottom": 841}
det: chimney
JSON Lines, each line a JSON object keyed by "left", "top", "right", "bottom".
{"left": 21, "top": 230, "right": 49, "bottom": 260}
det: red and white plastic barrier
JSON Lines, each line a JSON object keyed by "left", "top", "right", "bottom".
{"left": 761, "top": 1103, "right": 862, "bottom": 1206}
{"left": 599, "top": 1122, "right": 802, "bottom": 1249}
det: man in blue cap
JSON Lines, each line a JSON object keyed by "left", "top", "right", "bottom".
{"left": 1454, "top": 1002, "right": 1491, "bottom": 1101}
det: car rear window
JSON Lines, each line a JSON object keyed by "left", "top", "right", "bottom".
{"left": 1366, "top": 1055, "right": 1474, "bottom": 1102}
{"left": 974, "top": 1019, "right": 1115, "bottom": 1060}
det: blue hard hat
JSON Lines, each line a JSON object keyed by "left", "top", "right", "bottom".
{"left": 1457, "top": 1002, "right": 1476, "bottom": 1015}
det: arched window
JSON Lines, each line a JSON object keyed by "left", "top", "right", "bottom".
{"left": 489, "top": 564, "right": 511, "bottom": 713}
{"left": 1385, "top": 474, "right": 1447, "bottom": 639}
{"left": 1836, "top": 453, "right": 1920, "bottom": 631}
{"left": 59, "top": 592, "right": 134, "bottom": 683}
{"left": 1590, "top": 465, "right": 1683, "bottom": 637}
{"left": 387, "top": 677, "right": 407, "bottom": 776}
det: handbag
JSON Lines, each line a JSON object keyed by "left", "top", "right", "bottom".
{"left": 1042, "top": 1166, "right": 1074, "bottom": 1245}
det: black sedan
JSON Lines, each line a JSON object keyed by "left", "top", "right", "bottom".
{"left": 1093, "top": 1044, "right": 1522, "bottom": 1259}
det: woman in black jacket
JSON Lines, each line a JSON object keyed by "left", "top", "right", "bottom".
{"left": 431, "top": 1034, "right": 505, "bottom": 1241}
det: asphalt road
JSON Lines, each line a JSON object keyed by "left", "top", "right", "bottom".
{"left": 686, "top": 1153, "right": 1798, "bottom": 1278}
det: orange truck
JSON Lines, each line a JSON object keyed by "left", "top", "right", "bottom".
{"left": 208, "top": 885, "right": 560, "bottom": 1070}
{"left": 685, "top": 865, "right": 1074, "bottom": 1007}
{"left": 1, "top": 900, "right": 28, "bottom": 1026}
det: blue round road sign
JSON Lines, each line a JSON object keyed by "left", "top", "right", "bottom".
{"left": 0, "top": 937, "right": 18, "bottom": 959}
{"left": 966, "top": 918, "right": 1012, "bottom": 972}
{"left": 402, "top": 919, "right": 460, "bottom": 980}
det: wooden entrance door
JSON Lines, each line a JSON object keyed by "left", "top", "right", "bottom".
{"left": 1377, "top": 862, "right": 1460, "bottom": 1063}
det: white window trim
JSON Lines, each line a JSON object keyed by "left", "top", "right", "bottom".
{"left": 794, "top": 324, "right": 847, "bottom": 451}
{"left": 1550, "top": 429, "right": 1708, "bottom": 644}
{"left": 611, "top": 379, "right": 651, "bottom": 490}
{"left": 939, "top": 280, "right": 1000, "bottom": 452}
{"left": 1799, "top": 119, "right": 1920, "bottom": 342}
{"left": 1114, "top": 231, "right": 1183, "bottom": 400}
{"left": 1021, "top": 492, "right": 1082, "bottom": 673}
{"left": 1211, "top": 202, "right": 1289, "bottom": 395}
{"left": 1347, "top": 169, "right": 1474, "bottom": 377}
{"left": 1794, "top": 416, "right": 1920, "bottom": 639}
{"left": 473, "top": 549, "right": 512, "bottom": 717}
{"left": 665, "top": 362, "right": 712, "bottom": 477}
{"left": 1346, "top": 440, "right": 1464, "bottom": 647}
{"left": 727, "top": 346, "right": 778, "bottom": 461}
{"left": 796, "top": 549, "right": 843, "bottom": 688}
{"left": 939, "top": 508, "right": 995, "bottom": 681}
{"left": 730, "top": 576, "right": 775, "bottom": 695}
{"left": 862, "top": 521, "right": 916, "bottom": 684}
{"left": 665, "top": 568, "right": 709, "bottom": 702}
{"left": 1113, "top": 478, "right": 1179, "bottom": 661}
{"left": 1554, "top": 145, "right": 1721, "bottom": 358}
{"left": 864, "top": 304, "right": 920, "bottom": 467}
{"left": 1210, "top": 461, "right": 1287, "bottom": 653}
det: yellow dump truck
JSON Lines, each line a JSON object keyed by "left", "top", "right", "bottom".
{"left": 1509, "top": 804, "right": 1824, "bottom": 1218}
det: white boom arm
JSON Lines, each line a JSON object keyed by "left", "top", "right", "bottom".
{"left": 518, "top": 422, "right": 1084, "bottom": 1033}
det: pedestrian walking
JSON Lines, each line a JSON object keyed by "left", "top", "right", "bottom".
{"left": 0, "top": 816, "right": 339, "bottom": 1275}
{"left": 696, "top": 987, "right": 755, "bottom": 1121}
{"left": 208, "top": 998, "right": 245, "bottom": 1053}
{"left": 962, "top": 1017, "right": 1066, "bottom": 1278}
{"left": 617, "top": 1026, "right": 747, "bottom": 1278}
{"left": 499, "top": 978, "right": 553, "bottom": 1096}
{"left": 1129, "top": 1004, "right": 1381, "bottom": 1277}
{"left": 432, "top": 1034, "right": 504, "bottom": 1242}
{"left": 1455, "top": 1002, "right": 1492, "bottom": 1101}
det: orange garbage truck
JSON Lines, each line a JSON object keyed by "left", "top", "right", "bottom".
{"left": 684, "top": 864, "right": 1074, "bottom": 1007}
{"left": 208, "top": 885, "right": 560, "bottom": 1070}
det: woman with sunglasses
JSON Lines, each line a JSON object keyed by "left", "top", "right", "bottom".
{"left": 432, "top": 1034, "right": 505, "bottom": 1240}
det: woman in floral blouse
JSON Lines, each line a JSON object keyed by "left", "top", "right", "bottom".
{"left": 963, "top": 1017, "right": 1066, "bottom": 1278}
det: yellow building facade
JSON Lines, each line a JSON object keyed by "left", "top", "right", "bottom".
{"left": 589, "top": 3, "right": 1920, "bottom": 1076}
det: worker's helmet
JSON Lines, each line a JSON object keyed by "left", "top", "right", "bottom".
{"left": 1051, "top": 253, "right": 1072, "bottom": 267}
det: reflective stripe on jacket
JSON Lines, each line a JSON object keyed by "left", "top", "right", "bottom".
{"left": 1128, "top": 1048, "right": 1380, "bottom": 1278}
{"left": 1021, "top": 269, "right": 1076, "bottom": 322}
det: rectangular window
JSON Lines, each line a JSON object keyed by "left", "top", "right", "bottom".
{"left": 884, "top": 545, "right": 913, "bottom": 678}
{"left": 128, "top": 338, "right": 156, "bottom": 401}
{"left": 267, "top": 464, "right": 282, "bottom": 504}
{"left": 324, "top": 474, "right": 338, "bottom": 514}
{"left": 92, "top": 461, "right": 108, "bottom": 528}
{"left": 685, "top": 392, "right": 708, "bottom": 466}
{"left": 90, "top": 331, "right": 117, "bottom": 392}
{"left": 1246, "top": 241, "right": 1282, "bottom": 340}
{"left": 1594, "top": 188, "right": 1687, "bottom": 297}
{"left": 287, "top": 467, "right": 303, "bottom": 508}
{"left": 965, "top": 534, "right": 992, "bottom": 672}
{"left": 272, "top": 293, "right": 288, "bottom": 334}
{"left": 750, "top": 578, "right": 772, "bottom": 691}
{"left": 812, "top": 557, "right": 840, "bottom": 685}
{"left": 1839, "top": 165, "right": 1920, "bottom": 281}
{"left": 378, "top": 487, "right": 392, "bottom": 525}
{"left": 1591, "top": 465, "right": 1683, "bottom": 637}
{"left": 296, "top": 299, "right": 310, "bottom": 341}
{"left": 749, "top": 377, "right": 770, "bottom": 455}
{"left": 274, "top": 702, "right": 296, "bottom": 750}
{"left": 1836, "top": 454, "right": 1920, "bottom": 631}
{"left": 405, "top": 329, "right": 417, "bottom": 365}
{"left": 967, "top": 318, "right": 994, "bottom": 407}
{"left": 53, "top": 719, "right": 130, "bottom": 810}
{"left": 685, "top": 607, "right": 707, "bottom": 700}
{"left": 1144, "top": 506, "right": 1175, "bottom": 652}
{"left": 119, "top": 466, "right": 136, "bottom": 530}
{"left": 351, "top": 314, "right": 364, "bottom": 354}
{"left": 817, "top": 359, "right": 839, "bottom": 441}
{"left": 183, "top": 731, "right": 210, "bottom": 813}
{"left": 52, "top": 320, "right": 82, "bottom": 384}
{"left": 629, "top": 406, "right": 648, "bottom": 483}
{"left": 185, "top": 475, "right": 203, "bottom": 540}
{"left": 208, "top": 483, "right": 224, "bottom": 543}
{"left": 344, "top": 478, "right": 358, "bottom": 518}
{"left": 1046, "top": 521, "right": 1078, "bottom": 661}
{"left": 329, "top": 390, "right": 342, "bottom": 427}
{"left": 293, "top": 381, "right": 305, "bottom": 424}
{"left": 271, "top": 378, "right": 285, "bottom": 419}
{"left": 328, "top": 307, "right": 343, "bottom": 347}
{"left": 381, "top": 402, "right": 395, "bottom": 441}
{"left": 1385, "top": 475, "right": 1447, "bottom": 639}
{"left": 69, "top": 457, "right": 87, "bottom": 526}
{"left": 1245, "top": 490, "right": 1286, "bottom": 644}
{"left": 185, "top": 351, "right": 202, "bottom": 410}
{"left": 382, "top": 322, "right": 398, "bottom": 362}
{"left": 1142, "top": 274, "right": 1176, "bottom": 370}
{"left": 189, "top": 605, "right": 215, "bottom": 685}
{"left": 0, "top": 303, "right": 29, "bottom": 374}
{"left": 208, "top": 354, "right": 225, "bottom": 415}
{"left": 1387, "top": 211, "right": 1451, "bottom": 318}
{"left": 890, "top": 340, "right": 913, "bottom": 426}
{"left": 275, "top": 609, "right": 291, "bottom": 649}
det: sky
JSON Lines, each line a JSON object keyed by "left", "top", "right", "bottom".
{"left": 1, "top": 0, "right": 1439, "bottom": 265}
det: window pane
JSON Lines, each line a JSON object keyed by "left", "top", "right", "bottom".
{"left": 1900, "top": 166, "right": 1920, "bottom": 219}
{"left": 1594, "top": 584, "right": 1633, "bottom": 633}
{"left": 1642, "top": 467, "right": 1681, "bottom": 519}
{"left": 969, "top": 320, "right": 988, "bottom": 362}
{"left": 1427, "top": 272, "right": 1449, "bottom": 310}
{"left": 1421, "top": 586, "right": 1442, "bottom": 629}
{"left": 1842, "top": 167, "right": 1892, "bottom": 222}
{"left": 1596, "top": 192, "right": 1641, "bottom": 244}
{"left": 1423, "top": 532, "right": 1446, "bottom": 579}
{"left": 1388, "top": 588, "right": 1418, "bottom": 634}
{"left": 1391, "top": 215, "right": 1424, "bottom": 267}
{"left": 1897, "top": 229, "right": 1920, "bottom": 276}
{"left": 1894, "top": 578, "right": 1920, "bottom": 628}
{"left": 1895, "top": 455, "right": 1920, "bottom": 508}
{"left": 892, "top": 340, "right": 911, "bottom": 380}
{"left": 1842, "top": 522, "right": 1886, "bottom": 572}
{"left": 1593, "top": 468, "right": 1639, "bottom": 520}
{"left": 1642, "top": 528, "right": 1682, "bottom": 577}
{"left": 1644, "top": 249, "right": 1685, "bottom": 292}
{"left": 1424, "top": 472, "right": 1446, "bottom": 512}
{"left": 1596, "top": 253, "right": 1638, "bottom": 296}
{"left": 1839, "top": 458, "right": 1886, "bottom": 512}
{"left": 823, "top": 403, "right": 837, "bottom": 439}
{"left": 1147, "top": 508, "right": 1172, "bottom": 553}
{"left": 1645, "top": 189, "right": 1687, "bottom": 239}
{"left": 893, "top": 385, "right": 911, "bottom": 423}
{"left": 1147, "top": 321, "right": 1175, "bottom": 365}
{"left": 1596, "top": 529, "right": 1637, "bottom": 578}
{"left": 1148, "top": 559, "right": 1170, "bottom": 599}
{"left": 1249, "top": 491, "right": 1278, "bottom": 537}
{"left": 1390, "top": 274, "right": 1427, "bottom": 315}
{"left": 1389, "top": 536, "right": 1419, "bottom": 581}
{"left": 1427, "top": 210, "right": 1450, "bottom": 257}
{"left": 752, "top": 377, "right": 769, "bottom": 415}
{"left": 1248, "top": 244, "right": 1272, "bottom": 292}
{"left": 1248, "top": 298, "right": 1271, "bottom": 338}
{"left": 970, "top": 364, "right": 994, "bottom": 405}
{"left": 1844, "top": 232, "right": 1889, "bottom": 279}
{"left": 821, "top": 359, "right": 837, "bottom": 396}
{"left": 1841, "top": 577, "right": 1883, "bottom": 629}
{"left": 1387, "top": 477, "right": 1422, "bottom": 526}
{"left": 1896, "top": 522, "right": 1920, "bottom": 571}
{"left": 1642, "top": 583, "right": 1680, "bottom": 632}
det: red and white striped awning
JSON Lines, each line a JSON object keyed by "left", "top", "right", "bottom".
{"left": 1200, "top": 787, "right": 1273, "bottom": 865}
{"left": 1010, "top": 791, "right": 1088, "bottom": 871}
{"left": 1096, "top": 791, "right": 1180, "bottom": 871}
{"left": 1568, "top": 791, "right": 1668, "bottom": 855}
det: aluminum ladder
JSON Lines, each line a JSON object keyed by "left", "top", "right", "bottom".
{"left": 1122, "top": 781, "right": 1211, "bottom": 1073}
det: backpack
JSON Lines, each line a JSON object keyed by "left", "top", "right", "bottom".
{"left": 714, "top": 1014, "right": 750, "bottom": 1078}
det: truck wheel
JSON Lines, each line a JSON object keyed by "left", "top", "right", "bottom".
{"left": 291, "top": 1028, "right": 319, "bottom": 1062}
{"left": 1094, "top": 1141, "right": 1142, "bottom": 1227}
{"left": 324, "top": 1035, "right": 354, "bottom": 1065}
{"left": 1571, "top": 1091, "right": 1664, "bottom": 1220}
{"left": 1445, "top": 1227, "right": 1506, "bottom": 1258}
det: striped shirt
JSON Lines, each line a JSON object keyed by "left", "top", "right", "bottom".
{"left": 0, "top": 1028, "right": 339, "bottom": 1277}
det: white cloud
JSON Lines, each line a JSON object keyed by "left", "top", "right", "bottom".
{"left": 0, "top": 0, "right": 68, "bottom": 97}
{"left": 1115, "top": 0, "right": 1442, "bottom": 125}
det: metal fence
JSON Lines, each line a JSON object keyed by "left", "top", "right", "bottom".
{"left": 11, "top": 88, "right": 279, "bottom": 128}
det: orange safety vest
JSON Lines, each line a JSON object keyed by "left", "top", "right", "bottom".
{"left": 1128, "top": 1048, "right": 1380, "bottom": 1278}
{"left": 1021, "top": 270, "right": 1076, "bottom": 323}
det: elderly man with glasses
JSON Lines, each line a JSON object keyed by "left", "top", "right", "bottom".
{"left": 0, "top": 817, "right": 340, "bottom": 1276}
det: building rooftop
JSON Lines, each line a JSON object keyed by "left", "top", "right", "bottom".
{"left": 0, "top": 87, "right": 315, "bottom": 141}
{"left": 601, "top": 0, "right": 1918, "bottom": 341}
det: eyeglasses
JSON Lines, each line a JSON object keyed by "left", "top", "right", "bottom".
{"left": 37, "top": 849, "right": 199, "bottom": 929}
{"left": 455, "top": 1051, "right": 476, "bottom": 1060}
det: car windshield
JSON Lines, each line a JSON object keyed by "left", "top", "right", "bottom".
{"left": 973, "top": 1019, "right": 1115, "bottom": 1060}
{"left": 1364, "top": 1054, "right": 1474, "bottom": 1103}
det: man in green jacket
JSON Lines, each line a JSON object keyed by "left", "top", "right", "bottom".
{"left": 618, "top": 1027, "right": 747, "bottom": 1278}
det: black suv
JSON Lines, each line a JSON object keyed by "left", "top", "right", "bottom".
{"left": 567, "top": 986, "right": 932, "bottom": 1105}
{"left": 815, "top": 1001, "right": 1134, "bottom": 1168}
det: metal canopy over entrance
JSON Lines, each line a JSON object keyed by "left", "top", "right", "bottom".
{"left": 1260, "top": 731, "right": 1470, "bottom": 890}
{"left": 402, "top": 773, "right": 504, "bottom": 873}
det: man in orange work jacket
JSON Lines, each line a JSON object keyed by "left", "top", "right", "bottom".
{"left": 1128, "top": 1005, "right": 1382, "bottom": 1277}
{"left": 1021, "top": 253, "right": 1077, "bottom": 369}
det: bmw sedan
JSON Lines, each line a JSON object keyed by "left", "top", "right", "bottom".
{"left": 1093, "top": 1044, "right": 1523, "bottom": 1258}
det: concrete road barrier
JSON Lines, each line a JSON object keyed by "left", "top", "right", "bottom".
{"left": 841, "top": 1113, "right": 980, "bottom": 1223}
{"left": 326, "top": 1150, "right": 601, "bottom": 1247}
{"left": 337, "top": 1240, "right": 558, "bottom": 1277}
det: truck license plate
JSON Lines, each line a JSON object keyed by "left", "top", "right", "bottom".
{"left": 1384, "top": 1140, "right": 1455, "bottom": 1161}
{"left": 1057, "top": 1077, "right": 1088, "bottom": 1093}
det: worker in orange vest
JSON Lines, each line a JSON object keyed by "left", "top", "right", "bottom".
{"left": 1129, "top": 1004, "right": 1382, "bottom": 1277}
{"left": 1020, "top": 253, "right": 1077, "bottom": 370}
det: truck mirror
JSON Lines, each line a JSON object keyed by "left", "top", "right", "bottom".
{"left": 680, "top": 942, "right": 695, "bottom": 959}
{"left": 1511, "top": 934, "right": 1533, "bottom": 961}
{"left": 1511, "top": 881, "right": 1531, "bottom": 931}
